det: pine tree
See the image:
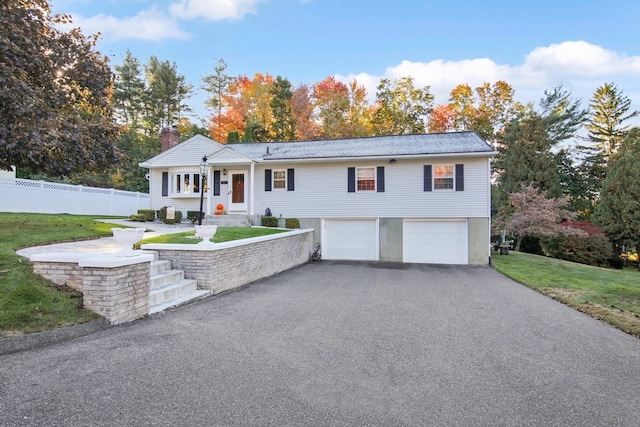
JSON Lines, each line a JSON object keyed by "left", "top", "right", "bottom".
{"left": 593, "top": 128, "right": 640, "bottom": 252}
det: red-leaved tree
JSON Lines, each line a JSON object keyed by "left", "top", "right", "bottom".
{"left": 500, "top": 184, "right": 584, "bottom": 251}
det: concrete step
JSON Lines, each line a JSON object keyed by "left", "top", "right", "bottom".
{"left": 203, "top": 214, "right": 252, "bottom": 228}
{"left": 149, "top": 289, "right": 210, "bottom": 315}
{"left": 149, "top": 279, "right": 198, "bottom": 306}
{"left": 150, "top": 259, "right": 172, "bottom": 276}
{"left": 150, "top": 269, "right": 185, "bottom": 290}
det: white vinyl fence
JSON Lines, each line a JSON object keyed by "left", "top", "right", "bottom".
{"left": 0, "top": 177, "right": 150, "bottom": 216}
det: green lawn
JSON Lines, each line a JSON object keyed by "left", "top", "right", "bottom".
{"left": 0, "top": 213, "right": 127, "bottom": 336}
{"left": 492, "top": 250, "right": 640, "bottom": 338}
{"left": 0, "top": 214, "right": 288, "bottom": 336}
{"left": 136, "top": 227, "right": 286, "bottom": 246}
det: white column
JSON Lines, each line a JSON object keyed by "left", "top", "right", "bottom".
{"left": 249, "top": 162, "right": 255, "bottom": 216}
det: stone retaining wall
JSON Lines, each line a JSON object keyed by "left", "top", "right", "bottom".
{"left": 29, "top": 253, "right": 154, "bottom": 325}
{"left": 142, "top": 229, "right": 314, "bottom": 294}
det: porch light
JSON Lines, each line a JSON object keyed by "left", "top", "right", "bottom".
{"left": 199, "top": 155, "right": 208, "bottom": 225}
{"left": 222, "top": 168, "right": 227, "bottom": 176}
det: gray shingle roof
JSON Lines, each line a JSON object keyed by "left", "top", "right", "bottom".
{"left": 228, "top": 131, "right": 494, "bottom": 161}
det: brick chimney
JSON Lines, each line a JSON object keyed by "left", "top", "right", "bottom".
{"left": 161, "top": 126, "right": 180, "bottom": 152}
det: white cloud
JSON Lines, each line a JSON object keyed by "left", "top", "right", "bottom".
{"left": 336, "top": 41, "right": 640, "bottom": 114}
{"left": 169, "top": 0, "right": 263, "bottom": 21}
{"left": 71, "top": 6, "right": 190, "bottom": 41}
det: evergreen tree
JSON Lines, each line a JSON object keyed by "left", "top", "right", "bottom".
{"left": 144, "top": 56, "right": 193, "bottom": 133}
{"left": 593, "top": 128, "right": 640, "bottom": 252}
{"left": 269, "top": 76, "right": 296, "bottom": 141}
{"left": 201, "top": 58, "right": 231, "bottom": 140}
{"left": 586, "top": 83, "right": 638, "bottom": 156}
{"left": 113, "top": 50, "right": 146, "bottom": 127}
{"left": 576, "top": 83, "right": 638, "bottom": 219}
{"left": 493, "top": 112, "right": 563, "bottom": 216}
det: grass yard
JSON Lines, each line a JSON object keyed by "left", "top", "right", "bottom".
{"left": 0, "top": 213, "right": 128, "bottom": 336}
{"left": 492, "top": 250, "right": 640, "bottom": 338}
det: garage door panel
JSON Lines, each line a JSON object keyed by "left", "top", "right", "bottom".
{"left": 403, "top": 221, "right": 468, "bottom": 264}
{"left": 323, "top": 219, "right": 377, "bottom": 261}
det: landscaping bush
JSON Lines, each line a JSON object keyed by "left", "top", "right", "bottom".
{"left": 187, "top": 211, "right": 204, "bottom": 224}
{"left": 129, "top": 214, "right": 146, "bottom": 222}
{"left": 261, "top": 216, "right": 279, "bottom": 227}
{"left": 137, "top": 209, "right": 155, "bottom": 221}
{"left": 285, "top": 218, "right": 300, "bottom": 229}
{"left": 518, "top": 236, "right": 543, "bottom": 255}
{"left": 540, "top": 222, "right": 613, "bottom": 267}
{"left": 157, "top": 207, "right": 183, "bottom": 224}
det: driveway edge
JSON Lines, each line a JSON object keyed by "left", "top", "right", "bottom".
{"left": 0, "top": 319, "right": 111, "bottom": 355}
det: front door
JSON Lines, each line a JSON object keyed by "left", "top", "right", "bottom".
{"left": 228, "top": 170, "right": 248, "bottom": 212}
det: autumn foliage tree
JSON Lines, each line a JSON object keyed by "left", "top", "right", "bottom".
{"left": 446, "top": 81, "right": 520, "bottom": 142}
{"left": 498, "top": 184, "right": 582, "bottom": 252}
{"left": 372, "top": 76, "right": 433, "bottom": 135}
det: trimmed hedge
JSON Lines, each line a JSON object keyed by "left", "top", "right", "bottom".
{"left": 157, "top": 207, "right": 183, "bottom": 224}
{"left": 285, "top": 218, "right": 300, "bottom": 229}
{"left": 129, "top": 214, "right": 146, "bottom": 222}
{"left": 261, "top": 216, "right": 279, "bottom": 227}
{"left": 137, "top": 209, "right": 155, "bottom": 221}
{"left": 187, "top": 211, "right": 204, "bottom": 224}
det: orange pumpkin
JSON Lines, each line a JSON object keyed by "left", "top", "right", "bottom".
{"left": 216, "top": 203, "right": 224, "bottom": 210}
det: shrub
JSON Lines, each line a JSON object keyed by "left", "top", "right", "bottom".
{"left": 261, "top": 216, "right": 279, "bottom": 227}
{"left": 137, "top": 209, "right": 155, "bottom": 221}
{"left": 187, "top": 211, "right": 204, "bottom": 224}
{"left": 129, "top": 214, "right": 146, "bottom": 222}
{"left": 157, "top": 207, "right": 183, "bottom": 224}
{"left": 285, "top": 218, "right": 300, "bottom": 229}
{"left": 540, "top": 223, "right": 612, "bottom": 267}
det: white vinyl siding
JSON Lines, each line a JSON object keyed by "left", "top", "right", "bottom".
{"left": 253, "top": 157, "right": 490, "bottom": 219}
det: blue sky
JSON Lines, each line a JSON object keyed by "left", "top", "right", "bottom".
{"left": 52, "top": 0, "right": 640, "bottom": 128}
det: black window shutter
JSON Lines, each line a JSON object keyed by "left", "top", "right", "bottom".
{"left": 347, "top": 167, "right": 356, "bottom": 192}
{"left": 161, "top": 172, "right": 168, "bottom": 196}
{"left": 287, "top": 168, "right": 294, "bottom": 191}
{"left": 455, "top": 164, "right": 464, "bottom": 191}
{"left": 265, "top": 169, "right": 272, "bottom": 191}
{"left": 424, "top": 165, "right": 432, "bottom": 192}
{"left": 377, "top": 166, "right": 385, "bottom": 192}
{"left": 213, "top": 170, "right": 221, "bottom": 196}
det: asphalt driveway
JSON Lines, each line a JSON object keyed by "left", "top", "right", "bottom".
{"left": 1, "top": 262, "right": 638, "bottom": 426}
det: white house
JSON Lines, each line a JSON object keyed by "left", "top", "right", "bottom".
{"left": 140, "top": 131, "right": 496, "bottom": 265}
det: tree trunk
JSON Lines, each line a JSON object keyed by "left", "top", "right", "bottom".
{"left": 515, "top": 236, "right": 523, "bottom": 252}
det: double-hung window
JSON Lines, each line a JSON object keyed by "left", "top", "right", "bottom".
{"left": 357, "top": 167, "right": 376, "bottom": 191}
{"left": 434, "top": 165, "right": 454, "bottom": 190}
{"left": 273, "top": 170, "right": 286, "bottom": 189}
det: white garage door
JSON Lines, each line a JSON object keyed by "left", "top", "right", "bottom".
{"left": 323, "top": 219, "right": 378, "bottom": 261}
{"left": 403, "top": 220, "right": 468, "bottom": 264}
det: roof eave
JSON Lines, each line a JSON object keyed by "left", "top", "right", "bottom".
{"left": 256, "top": 150, "right": 497, "bottom": 164}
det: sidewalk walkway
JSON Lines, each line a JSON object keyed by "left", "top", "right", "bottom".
{"left": 16, "top": 219, "right": 195, "bottom": 258}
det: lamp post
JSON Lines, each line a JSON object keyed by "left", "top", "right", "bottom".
{"left": 198, "top": 155, "right": 208, "bottom": 225}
